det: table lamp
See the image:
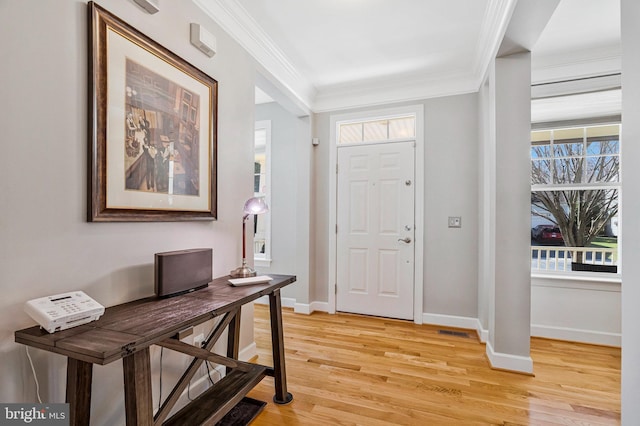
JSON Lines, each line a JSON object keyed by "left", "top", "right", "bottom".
{"left": 230, "top": 196, "right": 269, "bottom": 278}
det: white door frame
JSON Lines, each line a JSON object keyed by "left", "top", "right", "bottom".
{"left": 328, "top": 104, "right": 425, "bottom": 324}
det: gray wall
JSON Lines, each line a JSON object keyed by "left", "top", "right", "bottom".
{"left": 422, "top": 94, "right": 479, "bottom": 317}
{"left": 312, "top": 94, "right": 480, "bottom": 318}
{"left": 621, "top": 0, "right": 640, "bottom": 422}
{"left": 0, "top": 0, "right": 258, "bottom": 421}
{"left": 255, "top": 102, "right": 311, "bottom": 304}
{"left": 311, "top": 112, "right": 332, "bottom": 302}
{"left": 492, "top": 52, "right": 532, "bottom": 361}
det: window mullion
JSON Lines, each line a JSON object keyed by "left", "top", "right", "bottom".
{"left": 582, "top": 127, "right": 587, "bottom": 184}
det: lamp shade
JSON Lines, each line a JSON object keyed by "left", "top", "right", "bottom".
{"left": 243, "top": 196, "right": 269, "bottom": 215}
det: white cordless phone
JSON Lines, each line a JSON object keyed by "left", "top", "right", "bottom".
{"left": 24, "top": 291, "right": 105, "bottom": 333}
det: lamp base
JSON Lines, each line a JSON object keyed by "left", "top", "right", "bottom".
{"left": 230, "top": 259, "right": 257, "bottom": 278}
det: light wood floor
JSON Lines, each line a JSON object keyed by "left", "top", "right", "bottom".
{"left": 247, "top": 305, "right": 620, "bottom": 425}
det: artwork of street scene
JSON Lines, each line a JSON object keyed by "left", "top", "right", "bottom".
{"left": 123, "top": 59, "right": 201, "bottom": 196}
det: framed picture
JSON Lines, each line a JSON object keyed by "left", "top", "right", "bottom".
{"left": 88, "top": 2, "right": 217, "bottom": 221}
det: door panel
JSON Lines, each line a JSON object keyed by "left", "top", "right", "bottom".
{"left": 348, "top": 249, "right": 368, "bottom": 293}
{"left": 336, "top": 141, "right": 415, "bottom": 320}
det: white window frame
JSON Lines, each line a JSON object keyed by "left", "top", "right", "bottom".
{"left": 337, "top": 114, "right": 417, "bottom": 145}
{"left": 530, "top": 123, "right": 621, "bottom": 279}
{"left": 254, "top": 120, "right": 272, "bottom": 267}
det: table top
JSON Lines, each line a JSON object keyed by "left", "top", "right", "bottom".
{"left": 15, "top": 274, "right": 296, "bottom": 365}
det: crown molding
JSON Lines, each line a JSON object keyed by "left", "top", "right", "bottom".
{"left": 312, "top": 71, "right": 479, "bottom": 113}
{"left": 194, "top": 0, "right": 518, "bottom": 113}
{"left": 532, "top": 45, "right": 622, "bottom": 84}
{"left": 472, "top": 0, "right": 518, "bottom": 87}
{"left": 193, "top": 0, "right": 317, "bottom": 109}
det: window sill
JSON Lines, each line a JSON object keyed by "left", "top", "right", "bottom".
{"left": 531, "top": 271, "right": 621, "bottom": 291}
{"left": 254, "top": 258, "right": 272, "bottom": 268}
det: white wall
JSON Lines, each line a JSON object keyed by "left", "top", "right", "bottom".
{"left": 621, "top": 0, "right": 640, "bottom": 423}
{"left": 0, "top": 0, "right": 258, "bottom": 422}
{"left": 254, "top": 101, "right": 311, "bottom": 305}
{"left": 531, "top": 278, "right": 621, "bottom": 346}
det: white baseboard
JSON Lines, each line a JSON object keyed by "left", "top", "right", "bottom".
{"left": 294, "top": 301, "right": 329, "bottom": 315}
{"left": 477, "top": 324, "right": 489, "bottom": 343}
{"left": 486, "top": 341, "right": 534, "bottom": 374}
{"left": 281, "top": 297, "right": 296, "bottom": 309}
{"left": 294, "top": 302, "right": 311, "bottom": 314}
{"left": 254, "top": 295, "right": 296, "bottom": 308}
{"left": 422, "top": 312, "right": 481, "bottom": 334}
{"left": 311, "top": 301, "right": 329, "bottom": 313}
{"left": 253, "top": 300, "right": 619, "bottom": 348}
{"left": 239, "top": 342, "right": 257, "bottom": 362}
{"left": 254, "top": 297, "right": 329, "bottom": 315}
{"left": 531, "top": 324, "right": 621, "bottom": 347}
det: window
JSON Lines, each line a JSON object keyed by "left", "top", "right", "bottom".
{"left": 254, "top": 121, "right": 271, "bottom": 266}
{"left": 338, "top": 115, "right": 416, "bottom": 144}
{"left": 530, "top": 124, "right": 620, "bottom": 274}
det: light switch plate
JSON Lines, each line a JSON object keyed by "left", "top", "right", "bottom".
{"left": 448, "top": 216, "right": 462, "bottom": 228}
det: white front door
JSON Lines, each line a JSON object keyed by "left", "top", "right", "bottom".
{"left": 336, "top": 141, "right": 415, "bottom": 320}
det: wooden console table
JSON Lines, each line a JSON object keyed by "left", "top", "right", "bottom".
{"left": 15, "top": 274, "right": 296, "bottom": 425}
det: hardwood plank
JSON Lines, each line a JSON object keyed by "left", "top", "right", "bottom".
{"left": 248, "top": 306, "right": 620, "bottom": 425}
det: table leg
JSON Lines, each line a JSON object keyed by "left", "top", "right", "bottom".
{"left": 66, "top": 358, "right": 93, "bottom": 426}
{"left": 122, "top": 348, "right": 153, "bottom": 426}
{"left": 226, "top": 308, "right": 241, "bottom": 374}
{"left": 269, "top": 289, "right": 293, "bottom": 404}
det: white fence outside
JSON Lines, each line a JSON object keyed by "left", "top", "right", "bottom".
{"left": 531, "top": 246, "right": 618, "bottom": 272}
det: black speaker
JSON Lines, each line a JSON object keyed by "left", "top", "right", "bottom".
{"left": 154, "top": 248, "right": 212, "bottom": 298}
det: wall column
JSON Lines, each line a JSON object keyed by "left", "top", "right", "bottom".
{"left": 621, "top": 0, "right": 640, "bottom": 423}
{"left": 486, "top": 51, "right": 533, "bottom": 374}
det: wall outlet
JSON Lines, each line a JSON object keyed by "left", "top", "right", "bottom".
{"left": 193, "top": 333, "right": 204, "bottom": 347}
{"left": 448, "top": 216, "right": 462, "bottom": 228}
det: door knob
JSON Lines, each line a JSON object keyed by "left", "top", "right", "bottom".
{"left": 398, "top": 237, "right": 412, "bottom": 243}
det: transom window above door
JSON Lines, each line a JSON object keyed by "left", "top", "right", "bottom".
{"left": 338, "top": 115, "right": 416, "bottom": 144}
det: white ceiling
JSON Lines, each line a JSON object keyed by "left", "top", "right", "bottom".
{"left": 237, "top": 0, "right": 489, "bottom": 90}
{"left": 195, "top": 0, "right": 621, "bottom": 113}
{"left": 532, "top": 0, "right": 620, "bottom": 83}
